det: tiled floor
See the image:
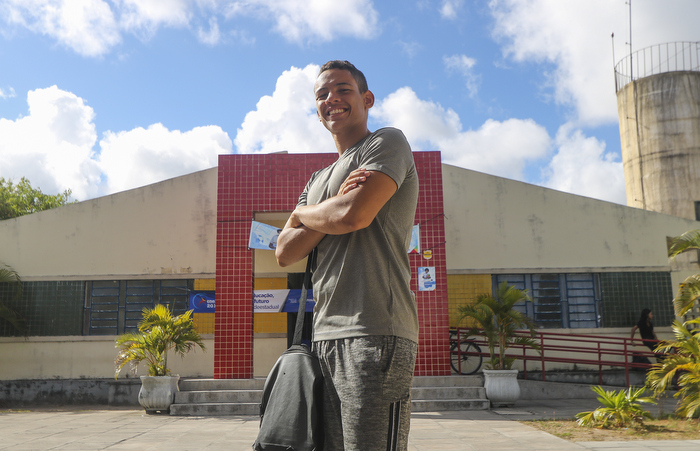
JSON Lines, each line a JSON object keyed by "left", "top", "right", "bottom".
{"left": 1, "top": 398, "right": 698, "bottom": 451}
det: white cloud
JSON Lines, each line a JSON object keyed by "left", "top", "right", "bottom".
{"left": 115, "top": 0, "right": 191, "bottom": 40}
{"left": 541, "top": 124, "right": 625, "bottom": 204}
{"left": 224, "top": 0, "right": 379, "bottom": 43}
{"left": 0, "top": 87, "right": 16, "bottom": 99}
{"left": 0, "top": 86, "right": 232, "bottom": 200}
{"left": 440, "top": 0, "right": 463, "bottom": 19}
{"left": 197, "top": 16, "right": 220, "bottom": 45}
{"left": 0, "top": 0, "right": 380, "bottom": 56}
{"left": 235, "top": 66, "right": 551, "bottom": 182}
{"left": 98, "top": 123, "right": 232, "bottom": 194}
{"left": 226, "top": 0, "right": 379, "bottom": 43}
{"left": 371, "top": 86, "right": 551, "bottom": 181}
{"left": 234, "top": 64, "right": 336, "bottom": 154}
{"left": 398, "top": 40, "right": 421, "bottom": 59}
{"left": 490, "top": 0, "right": 622, "bottom": 126}
{"left": 0, "top": 86, "right": 101, "bottom": 199}
{"left": 0, "top": 0, "right": 121, "bottom": 57}
{"left": 489, "top": 0, "right": 700, "bottom": 127}
{"left": 443, "top": 54, "right": 479, "bottom": 98}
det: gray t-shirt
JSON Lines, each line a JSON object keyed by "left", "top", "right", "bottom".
{"left": 298, "top": 127, "right": 419, "bottom": 343}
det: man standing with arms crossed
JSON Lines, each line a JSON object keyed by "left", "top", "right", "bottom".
{"left": 275, "top": 60, "right": 419, "bottom": 450}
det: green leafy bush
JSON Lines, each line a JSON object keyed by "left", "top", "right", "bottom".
{"left": 115, "top": 304, "right": 205, "bottom": 377}
{"left": 576, "top": 386, "right": 656, "bottom": 428}
{"left": 647, "top": 318, "right": 700, "bottom": 419}
{"left": 457, "top": 282, "right": 540, "bottom": 370}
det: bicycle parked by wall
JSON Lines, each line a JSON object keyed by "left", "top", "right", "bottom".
{"left": 449, "top": 329, "right": 483, "bottom": 375}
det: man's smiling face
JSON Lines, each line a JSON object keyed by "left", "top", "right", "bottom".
{"left": 314, "top": 68, "right": 374, "bottom": 143}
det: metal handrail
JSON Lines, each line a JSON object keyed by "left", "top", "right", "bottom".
{"left": 451, "top": 327, "right": 660, "bottom": 386}
{"left": 614, "top": 41, "right": 700, "bottom": 92}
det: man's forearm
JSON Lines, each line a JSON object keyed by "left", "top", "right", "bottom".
{"left": 275, "top": 220, "right": 325, "bottom": 267}
{"left": 294, "top": 195, "right": 361, "bottom": 236}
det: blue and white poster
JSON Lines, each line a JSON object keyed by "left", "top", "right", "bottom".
{"left": 249, "top": 221, "right": 282, "bottom": 250}
{"left": 418, "top": 266, "right": 436, "bottom": 291}
{"left": 281, "top": 288, "right": 315, "bottom": 313}
{"left": 408, "top": 224, "right": 420, "bottom": 254}
{"left": 189, "top": 291, "right": 215, "bottom": 313}
{"left": 253, "top": 290, "right": 289, "bottom": 313}
{"left": 253, "top": 289, "right": 315, "bottom": 313}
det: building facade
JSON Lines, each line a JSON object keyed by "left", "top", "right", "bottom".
{"left": 1, "top": 152, "right": 698, "bottom": 382}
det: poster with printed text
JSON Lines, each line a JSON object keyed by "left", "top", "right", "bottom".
{"left": 249, "top": 221, "right": 282, "bottom": 250}
{"left": 408, "top": 224, "right": 420, "bottom": 254}
{"left": 418, "top": 266, "right": 436, "bottom": 291}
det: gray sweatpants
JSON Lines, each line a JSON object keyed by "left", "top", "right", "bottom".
{"left": 314, "top": 336, "right": 418, "bottom": 451}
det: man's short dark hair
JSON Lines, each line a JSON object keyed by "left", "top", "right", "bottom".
{"left": 318, "top": 60, "right": 368, "bottom": 93}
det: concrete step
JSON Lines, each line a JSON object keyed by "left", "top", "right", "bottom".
{"left": 178, "top": 378, "right": 265, "bottom": 391}
{"left": 411, "top": 386, "right": 485, "bottom": 400}
{"left": 170, "top": 375, "right": 489, "bottom": 416}
{"left": 412, "top": 399, "right": 491, "bottom": 412}
{"left": 411, "top": 375, "right": 483, "bottom": 388}
{"left": 175, "top": 389, "right": 263, "bottom": 404}
{"left": 170, "top": 402, "right": 260, "bottom": 416}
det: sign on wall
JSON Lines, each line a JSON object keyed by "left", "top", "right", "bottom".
{"left": 408, "top": 224, "right": 420, "bottom": 254}
{"left": 249, "top": 221, "right": 282, "bottom": 250}
{"left": 418, "top": 266, "right": 436, "bottom": 291}
{"left": 190, "top": 291, "right": 215, "bottom": 313}
{"left": 253, "top": 289, "right": 315, "bottom": 313}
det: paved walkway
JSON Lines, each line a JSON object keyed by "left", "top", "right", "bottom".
{"left": 1, "top": 398, "right": 699, "bottom": 451}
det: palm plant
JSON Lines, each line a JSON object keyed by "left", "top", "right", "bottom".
{"left": 115, "top": 304, "right": 206, "bottom": 377}
{"left": 0, "top": 263, "right": 26, "bottom": 334}
{"left": 457, "top": 281, "right": 540, "bottom": 370}
{"left": 646, "top": 317, "right": 700, "bottom": 419}
{"left": 668, "top": 229, "right": 700, "bottom": 316}
{"left": 576, "top": 386, "right": 656, "bottom": 428}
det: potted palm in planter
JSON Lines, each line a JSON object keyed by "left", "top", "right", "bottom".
{"left": 115, "top": 304, "right": 205, "bottom": 414}
{"left": 457, "top": 281, "right": 540, "bottom": 407}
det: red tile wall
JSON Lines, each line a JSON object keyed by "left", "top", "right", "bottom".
{"left": 215, "top": 151, "right": 450, "bottom": 378}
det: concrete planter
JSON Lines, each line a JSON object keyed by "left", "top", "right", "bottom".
{"left": 483, "top": 369, "right": 520, "bottom": 407}
{"left": 138, "top": 375, "right": 180, "bottom": 414}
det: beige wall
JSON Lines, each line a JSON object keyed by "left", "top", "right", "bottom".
{"left": 8, "top": 162, "right": 696, "bottom": 280}
{"left": 3, "top": 164, "right": 700, "bottom": 381}
{"left": 0, "top": 168, "right": 218, "bottom": 281}
{"left": 0, "top": 335, "right": 286, "bottom": 380}
{"left": 442, "top": 164, "right": 700, "bottom": 274}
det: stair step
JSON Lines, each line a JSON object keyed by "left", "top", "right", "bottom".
{"left": 412, "top": 399, "right": 491, "bottom": 412}
{"left": 170, "top": 402, "right": 260, "bottom": 416}
{"left": 178, "top": 378, "right": 265, "bottom": 391}
{"left": 411, "top": 375, "right": 483, "bottom": 387}
{"left": 175, "top": 389, "right": 262, "bottom": 404}
{"left": 170, "top": 376, "right": 490, "bottom": 416}
{"left": 411, "top": 386, "right": 485, "bottom": 400}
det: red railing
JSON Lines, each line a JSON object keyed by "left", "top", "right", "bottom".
{"left": 451, "top": 328, "right": 659, "bottom": 386}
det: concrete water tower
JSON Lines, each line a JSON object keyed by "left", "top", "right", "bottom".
{"left": 616, "top": 41, "right": 700, "bottom": 220}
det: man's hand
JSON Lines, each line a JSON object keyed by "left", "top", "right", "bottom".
{"left": 338, "top": 168, "right": 371, "bottom": 195}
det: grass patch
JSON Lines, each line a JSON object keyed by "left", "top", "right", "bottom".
{"left": 525, "top": 417, "right": 700, "bottom": 442}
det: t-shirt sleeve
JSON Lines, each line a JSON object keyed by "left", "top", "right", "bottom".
{"left": 297, "top": 169, "right": 322, "bottom": 208}
{"left": 359, "top": 128, "right": 413, "bottom": 189}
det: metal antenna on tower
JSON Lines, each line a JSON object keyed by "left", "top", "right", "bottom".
{"left": 626, "top": 0, "right": 633, "bottom": 80}
{"left": 612, "top": 33, "right": 617, "bottom": 91}
{"left": 611, "top": 33, "right": 616, "bottom": 68}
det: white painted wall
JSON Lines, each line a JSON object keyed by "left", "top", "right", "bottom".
{"left": 442, "top": 164, "right": 700, "bottom": 274}
{"left": 0, "top": 335, "right": 287, "bottom": 380}
{"left": 0, "top": 168, "right": 218, "bottom": 281}
{"left": 2, "top": 164, "right": 699, "bottom": 381}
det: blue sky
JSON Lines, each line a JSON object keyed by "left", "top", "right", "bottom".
{"left": 1, "top": 0, "right": 699, "bottom": 204}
